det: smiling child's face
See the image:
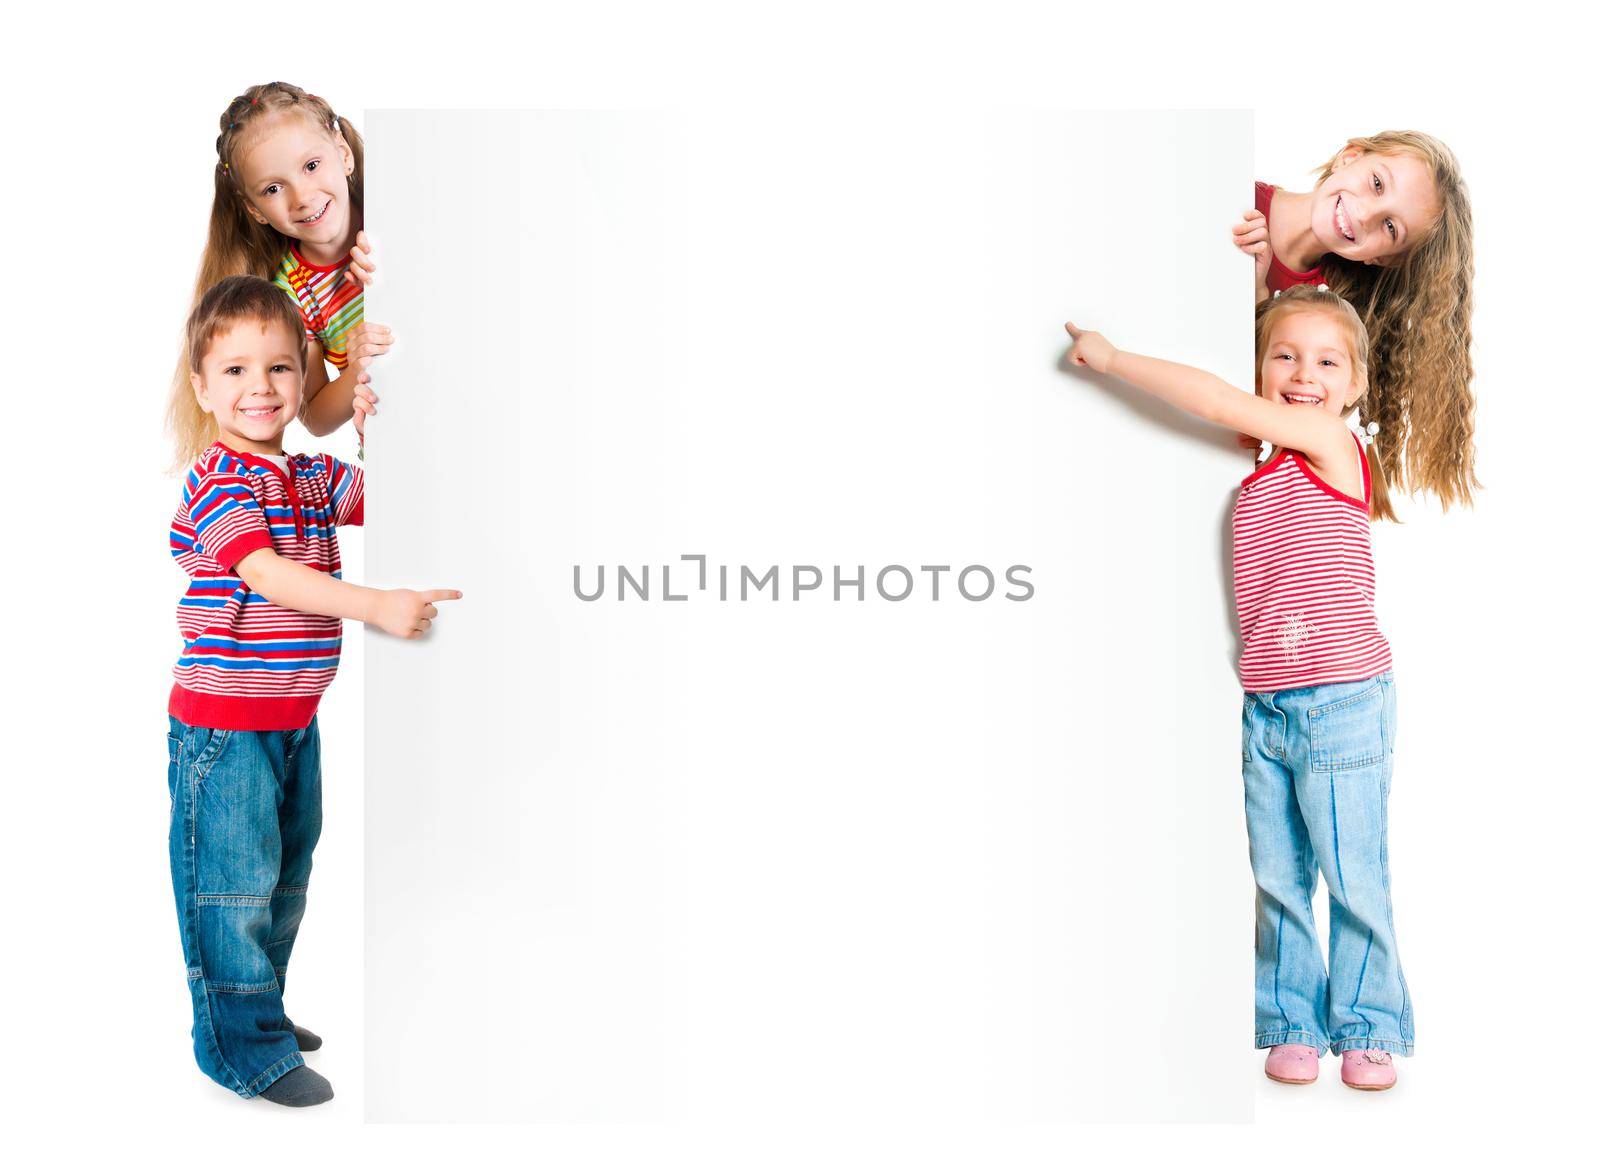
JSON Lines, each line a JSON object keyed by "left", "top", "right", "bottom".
{"left": 1311, "top": 147, "right": 1439, "bottom": 267}
{"left": 191, "top": 317, "right": 305, "bottom": 456}
{"left": 233, "top": 111, "right": 355, "bottom": 254}
{"left": 1259, "top": 309, "right": 1363, "bottom": 414}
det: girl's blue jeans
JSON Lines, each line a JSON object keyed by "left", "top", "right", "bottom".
{"left": 167, "top": 715, "right": 322, "bottom": 1096}
{"left": 1241, "top": 671, "right": 1414, "bottom": 1056}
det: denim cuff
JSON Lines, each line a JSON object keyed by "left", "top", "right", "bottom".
{"left": 1330, "top": 1036, "right": 1414, "bottom": 1057}
{"left": 242, "top": 1050, "right": 306, "bottom": 1098}
{"left": 1255, "top": 1029, "right": 1328, "bottom": 1055}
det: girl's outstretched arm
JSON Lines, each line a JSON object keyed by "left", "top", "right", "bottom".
{"left": 301, "top": 357, "right": 357, "bottom": 437}
{"left": 1064, "top": 322, "right": 1352, "bottom": 467}
{"left": 299, "top": 322, "right": 393, "bottom": 437}
{"left": 235, "top": 548, "right": 461, "bottom": 640}
{"left": 298, "top": 343, "right": 335, "bottom": 430}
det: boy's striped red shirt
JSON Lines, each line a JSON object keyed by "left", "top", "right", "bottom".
{"left": 1232, "top": 434, "right": 1391, "bottom": 692}
{"left": 169, "top": 442, "right": 364, "bottom": 730}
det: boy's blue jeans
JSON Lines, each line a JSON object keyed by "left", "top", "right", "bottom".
{"left": 167, "top": 715, "right": 322, "bottom": 1096}
{"left": 1241, "top": 671, "right": 1414, "bottom": 1056}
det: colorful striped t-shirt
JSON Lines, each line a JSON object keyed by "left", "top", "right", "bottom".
{"left": 273, "top": 244, "right": 364, "bottom": 370}
{"left": 169, "top": 442, "right": 365, "bottom": 730}
{"left": 1232, "top": 433, "right": 1391, "bottom": 693}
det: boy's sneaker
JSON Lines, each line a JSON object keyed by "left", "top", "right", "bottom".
{"left": 292, "top": 1024, "right": 323, "bottom": 1052}
{"left": 1340, "top": 1049, "right": 1397, "bottom": 1091}
{"left": 1264, "top": 1044, "right": 1320, "bottom": 1084}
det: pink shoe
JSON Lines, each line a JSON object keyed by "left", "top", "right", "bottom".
{"left": 1264, "top": 1044, "right": 1320, "bottom": 1085}
{"left": 1340, "top": 1048, "right": 1397, "bottom": 1091}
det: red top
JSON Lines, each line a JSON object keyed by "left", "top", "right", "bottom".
{"left": 169, "top": 443, "right": 365, "bottom": 730}
{"left": 1232, "top": 434, "right": 1391, "bottom": 693}
{"left": 1256, "top": 181, "right": 1328, "bottom": 295}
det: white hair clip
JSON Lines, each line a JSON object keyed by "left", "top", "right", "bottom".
{"left": 1357, "top": 420, "right": 1380, "bottom": 449}
{"left": 1316, "top": 283, "right": 1329, "bottom": 292}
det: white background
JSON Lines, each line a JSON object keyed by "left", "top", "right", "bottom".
{"left": 4, "top": 2, "right": 1596, "bottom": 1152}
{"left": 362, "top": 109, "right": 1253, "bottom": 1126}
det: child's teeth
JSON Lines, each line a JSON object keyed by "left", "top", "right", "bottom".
{"left": 1336, "top": 198, "right": 1354, "bottom": 241}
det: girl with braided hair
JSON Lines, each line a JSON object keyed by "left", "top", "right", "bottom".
{"left": 1232, "top": 131, "right": 1476, "bottom": 512}
{"left": 167, "top": 82, "right": 388, "bottom": 467}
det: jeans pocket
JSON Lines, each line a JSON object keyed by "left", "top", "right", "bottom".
{"left": 188, "top": 727, "right": 231, "bottom": 782}
{"left": 1241, "top": 700, "right": 1253, "bottom": 764}
{"left": 1308, "top": 683, "right": 1387, "bottom": 772}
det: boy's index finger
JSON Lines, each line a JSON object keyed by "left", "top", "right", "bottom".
{"left": 423, "top": 589, "right": 465, "bottom": 603}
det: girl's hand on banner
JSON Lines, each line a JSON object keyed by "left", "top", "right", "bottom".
{"left": 353, "top": 379, "right": 380, "bottom": 436}
{"left": 344, "top": 230, "right": 377, "bottom": 288}
{"left": 346, "top": 323, "right": 394, "bottom": 386}
{"left": 1232, "top": 208, "right": 1272, "bottom": 291}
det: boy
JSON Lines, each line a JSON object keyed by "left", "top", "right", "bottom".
{"left": 167, "top": 276, "right": 458, "bottom": 1105}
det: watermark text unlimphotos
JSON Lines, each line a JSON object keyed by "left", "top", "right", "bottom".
{"left": 574, "top": 556, "right": 1034, "bottom": 603}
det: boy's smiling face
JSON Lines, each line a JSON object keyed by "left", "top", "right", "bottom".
{"left": 191, "top": 317, "right": 305, "bottom": 456}
{"left": 233, "top": 111, "right": 356, "bottom": 258}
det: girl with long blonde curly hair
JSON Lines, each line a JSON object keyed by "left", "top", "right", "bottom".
{"left": 1233, "top": 131, "right": 1475, "bottom": 510}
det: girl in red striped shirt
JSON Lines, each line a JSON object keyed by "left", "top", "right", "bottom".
{"left": 1065, "top": 285, "right": 1447, "bottom": 1092}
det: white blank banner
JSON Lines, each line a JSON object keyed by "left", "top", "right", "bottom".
{"left": 365, "top": 110, "right": 1254, "bottom": 1131}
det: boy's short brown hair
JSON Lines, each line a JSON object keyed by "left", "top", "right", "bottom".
{"left": 185, "top": 275, "right": 308, "bottom": 374}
